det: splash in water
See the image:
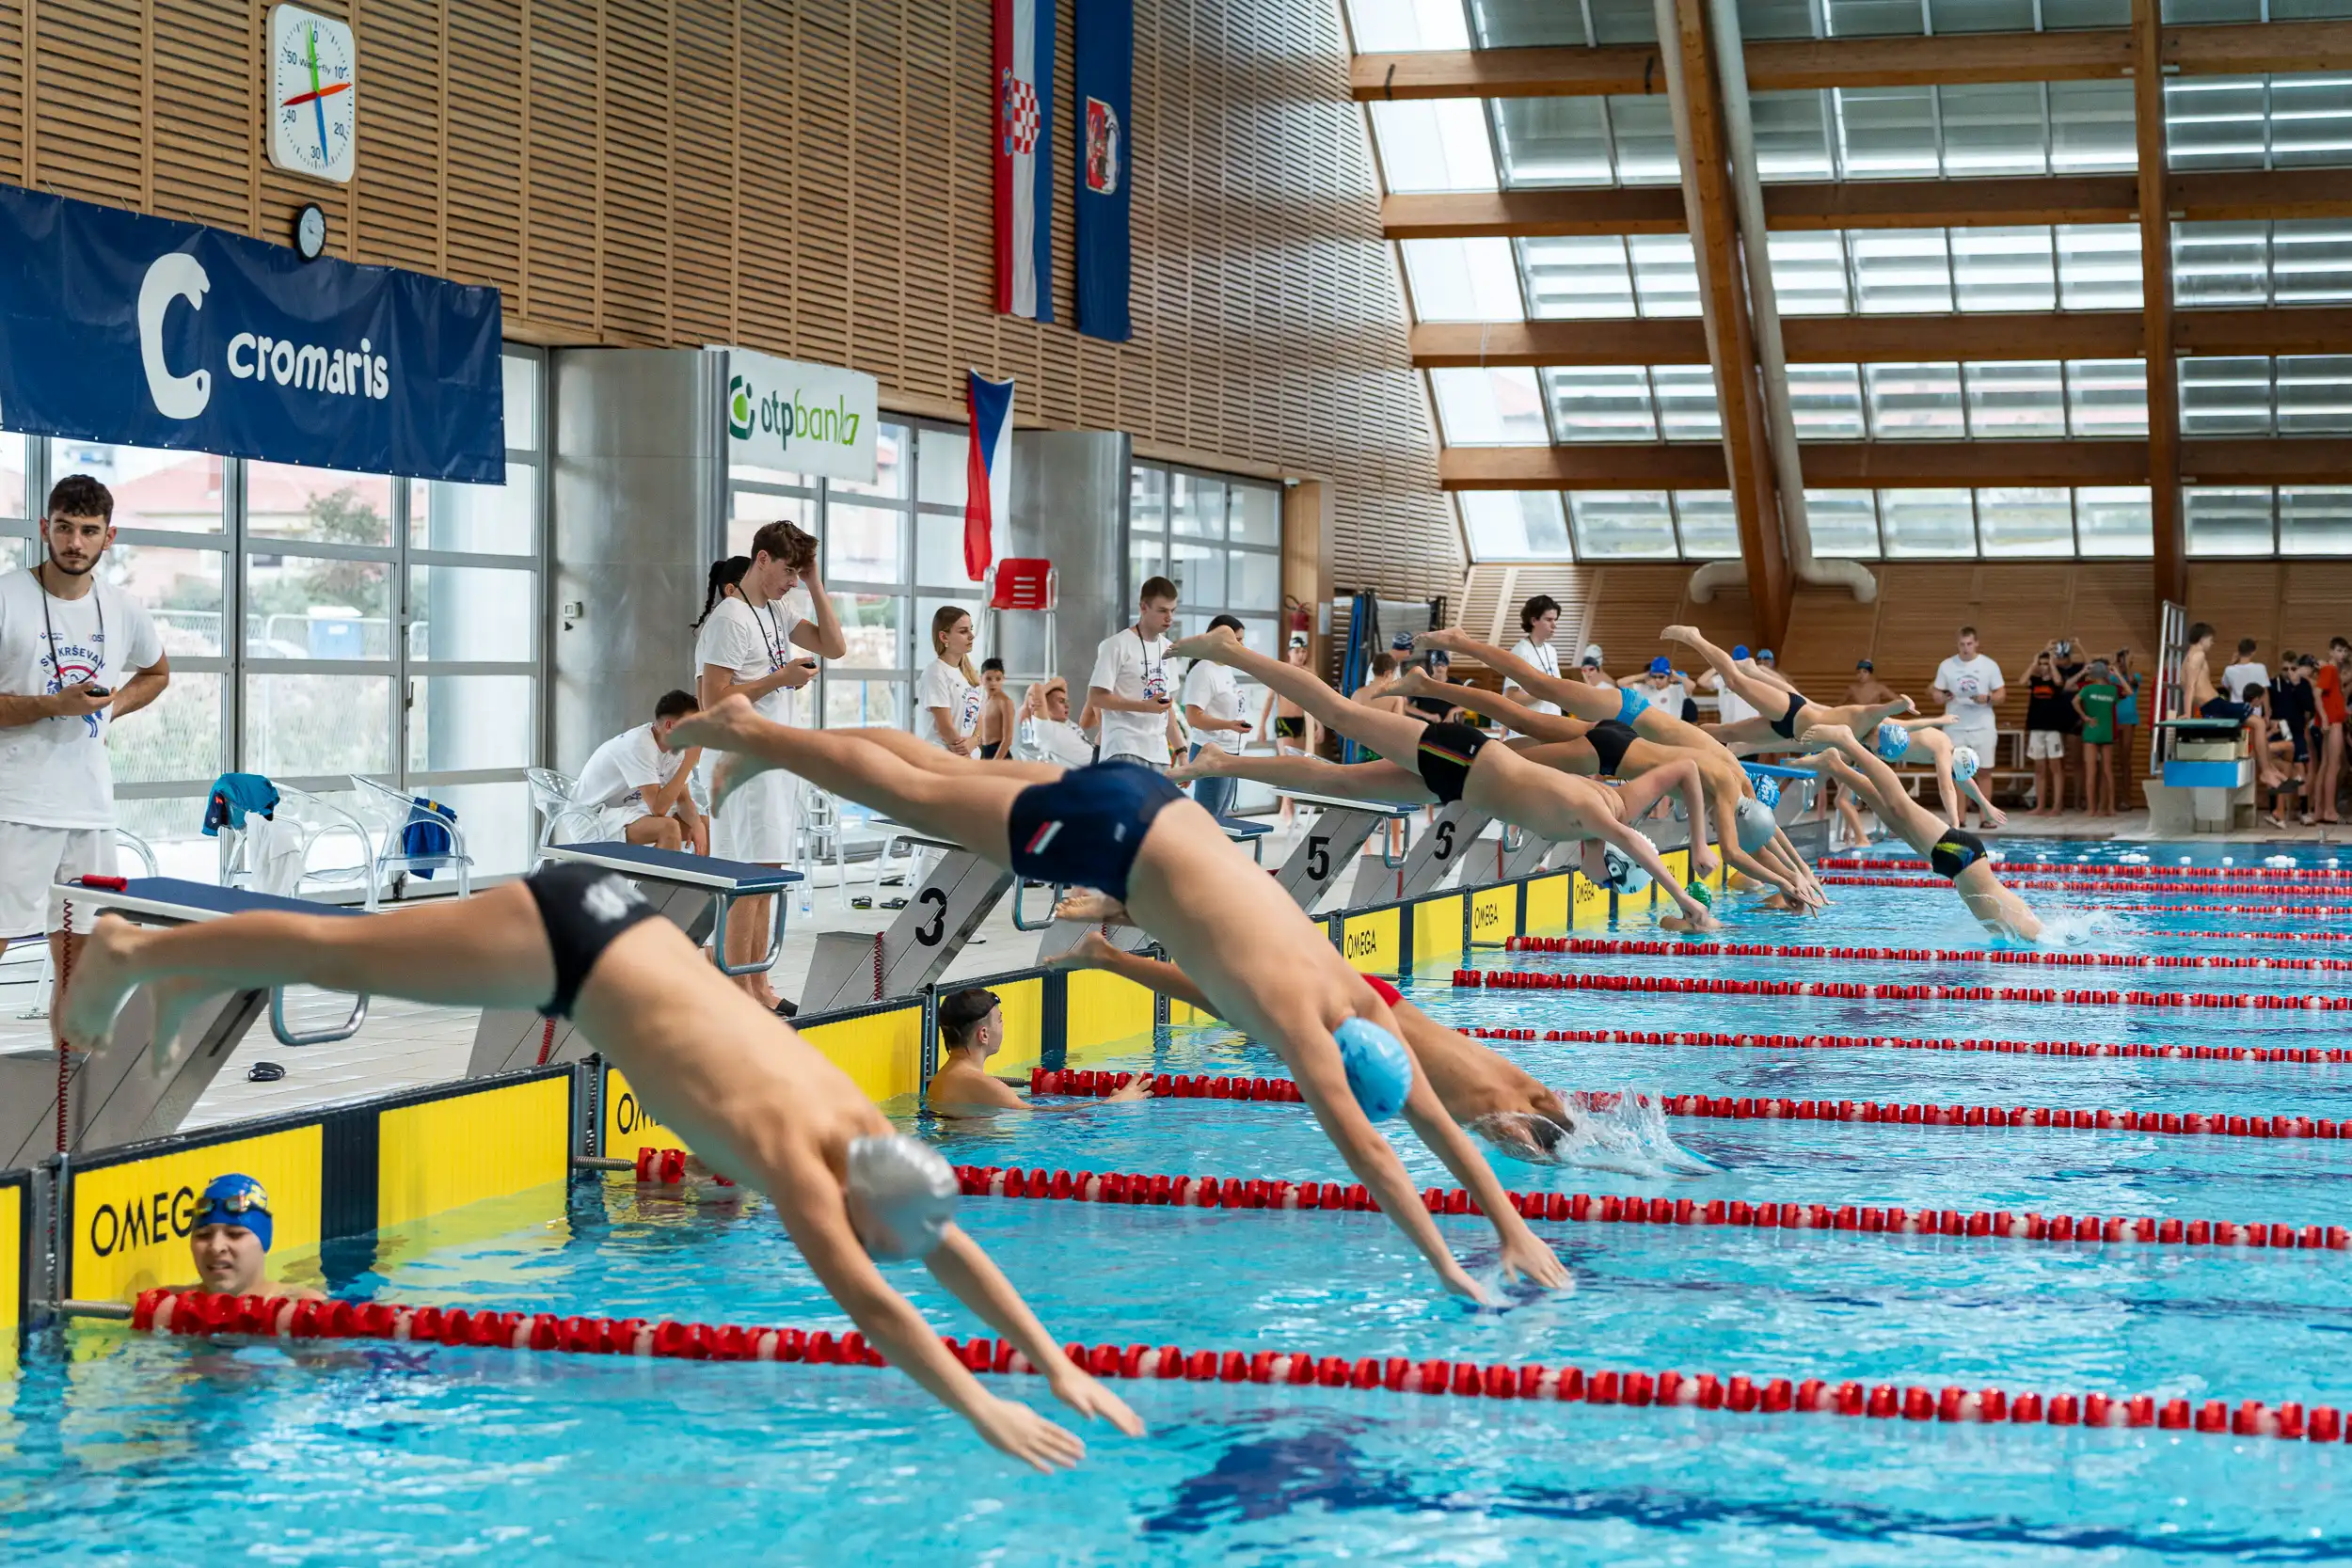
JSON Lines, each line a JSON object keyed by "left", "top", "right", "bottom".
{"left": 1470, "top": 1090, "right": 1718, "bottom": 1179}
{"left": 2020, "top": 901, "right": 2127, "bottom": 949}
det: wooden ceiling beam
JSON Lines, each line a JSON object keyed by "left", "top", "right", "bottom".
{"left": 1440, "top": 438, "right": 2347, "bottom": 489}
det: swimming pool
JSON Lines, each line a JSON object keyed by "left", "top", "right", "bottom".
{"left": 6, "top": 838, "right": 2349, "bottom": 1562}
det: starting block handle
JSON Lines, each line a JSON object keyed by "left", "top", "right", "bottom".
{"left": 1010, "top": 880, "right": 1063, "bottom": 931}
{"left": 709, "top": 888, "right": 787, "bottom": 976}
{"left": 271, "top": 989, "right": 369, "bottom": 1048}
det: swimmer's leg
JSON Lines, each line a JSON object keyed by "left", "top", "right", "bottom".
{"left": 846, "top": 725, "right": 1069, "bottom": 784}
{"left": 1169, "top": 626, "right": 1432, "bottom": 763}
{"left": 1661, "top": 626, "right": 1796, "bottom": 721}
{"left": 1171, "top": 751, "right": 1428, "bottom": 804}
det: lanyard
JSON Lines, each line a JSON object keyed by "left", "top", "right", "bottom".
{"left": 752, "top": 599, "right": 790, "bottom": 668}
{"left": 35, "top": 565, "right": 103, "bottom": 706}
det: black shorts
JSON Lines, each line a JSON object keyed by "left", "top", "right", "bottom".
{"left": 1273, "top": 716, "right": 1306, "bottom": 740}
{"left": 1928, "top": 828, "right": 1988, "bottom": 881}
{"left": 1588, "top": 719, "right": 1637, "bottom": 777}
{"left": 1769, "top": 689, "right": 1809, "bottom": 741}
{"left": 524, "top": 861, "right": 663, "bottom": 1021}
{"left": 1414, "top": 721, "right": 1489, "bottom": 805}
{"left": 1008, "top": 761, "right": 1184, "bottom": 900}
{"left": 977, "top": 740, "right": 1004, "bottom": 760}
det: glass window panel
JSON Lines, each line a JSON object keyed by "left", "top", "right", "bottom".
{"left": 1520, "top": 235, "right": 1636, "bottom": 318}
{"left": 1824, "top": 0, "right": 1928, "bottom": 36}
{"left": 2172, "top": 221, "right": 2270, "bottom": 306}
{"left": 501, "top": 353, "right": 541, "bottom": 450}
{"left": 1604, "top": 95, "right": 1683, "bottom": 184}
{"left": 2064, "top": 358, "right": 2149, "bottom": 436}
{"left": 1586, "top": 0, "right": 1661, "bottom": 43}
{"left": 407, "top": 674, "right": 535, "bottom": 772}
{"left": 823, "top": 677, "right": 907, "bottom": 730}
{"left": 1229, "top": 548, "right": 1282, "bottom": 609}
{"left": 1962, "top": 360, "right": 2066, "bottom": 437}
{"left": 1568, "top": 491, "right": 1680, "bottom": 558}
{"left": 1403, "top": 238, "right": 1527, "bottom": 321}
{"left": 1672, "top": 491, "right": 1742, "bottom": 558}
{"left": 831, "top": 593, "right": 907, "bottom": 672}
{"left": 1879, "top": 488, "right": 1978, "bottom": 555}
{"left": 2075, "top": 486, "right": 2154, "bottom": 555}
{"left": 915, "top": 512, "right": 977, "bottom": 588}
{"left": 2276, "top": 217, "right": 2352, "bottom": 301}
{"left": 2046, "top": 81, "right": 2137, "bottom": 172}
{"left": 2184, "top": 486, "right": 2277, "bottom": 555}
{"left": 1370, "top": 100, "right": 1498, "bottom": 193}
{"left": 1736, "top": 0, "right": 1820, "bottom": 37}
{"left": 1458, "top": 491, "right": 1572, "bottom": 559}
{"left": 1131, "top": 465, "right": 1168, "bottom": 535}
{"left": 1836, "top": 86, "right": 1941, "bottom": 178}
{"left": 49, "top": 443, "right": 224, "bottom": 533}
{"left": 104, "top": 545, "right": 225, "bottom": 657}
{"left": 246, "top": 673, "right": 394, "bottom": 775}
{"left": 2280, "top": 486, "right": 2352, "bottom": 554}
{"left": 407, "top": 565, "right": 533, "bottom": 663}
{"left": 1545, "top": 366, "right": 1660, "bottom": 440}
{"left": 2167, "top": 0, "right": 2259, "bottom": 19}
{"left": 1804, "top": 489, "right": 1883, "bottom": 555}
{"left": 2271, "top": 74, "right": 2352, "bottom": 167}
{"left": 1627, "top": 234, "right": 1703, "bottom": 316}
{"left": 916, "top": 427, "right": 969, "bottom": 507}
{"left": 1768, "top": 231, "right": 1852, "bottom": 313}
{"left": 1171, "top": 474, "right": 1227, "bottom": 538}
{"left": 1429, "top": 367, "right": 1549, "bottom": 443}
{"left": 2055, "top": 224, "right": 2143, "bottom": 309}
{"left": 1976, "top": 486, "right": 2074, "bottom": 556}
{"left": 1168, "top": 541, "right": 1223, "bottom": 606}
{"left": 1130, "top": 532, "right": 1166, "bottom": 597}
{"left": 730, "top": 455, "right": 815, "bottom": 489}
{"left": 1751, "top": 90, "right": 1836, "bottom": 181}
{"left": 107, "top": 671, "right": 223, "bottom": 785}
{"left": 1345, "top": 0, "right": 1470, "bottom": 50}
{"left": 1651, "top": 365, "right": 1724, "bottom": 441}
{"left": 247, "top": 463, "right": 394, "bottom": 546}
{"left": 0, "top": 433, "right": 25, "bottom": 518}
{"left": 407, "top": 779, "right": 532, "bottom": 879}
{"left": 1230, "top": 483, "right": 1280, "bottom": 546}
{"left": 1863, "top": 361, "right": 1964, "bottom": 437}
{"left": 1951, "top": 227, "right": 2057, "bottom": 311}
{"left": 246, "top": 558, "right": 393, "bottom": 658}
{"left": 1494, "top": 98, "right": 1613, "bottom": 186}
{"left": 2042, "top": 0, "right": 2129, "bottom": 24}
{"left": 727, "top": 487, "right": 816, "bottom": 561}
{"left": 830, "top": 424, "right": 909, "bottom": 500}
{"left": 1931, "top": 0, "right": 2038, "bottom": 28}
{"left": 420, "top": 463, "right": 536, "bottom": 555}
{"left": 1788, "top": 363, "right": 1868, "bottom": 438}
{"left": 2180, "top": 356, "right": 2275, "bottom": 435}
{"left": 1851, "top": 229, "right": 1953, "bottom": 312}
{"left": 825, "top": 503, "right": 906, "bottom": 582}
{"left": 1470, "top": 0, "right": 1587, "bottom": 44}
{"left": 1936, "top": 84, "right": 2049, "bottom": 176}
{"left": 2277, "top": 355, "right": 2352, "bottom": 433}
{"left": 2166, "top": 77, "right": 2268, "bottom": 169}
{"left": 0, "top": 538, "right": 26, "bottom": 573}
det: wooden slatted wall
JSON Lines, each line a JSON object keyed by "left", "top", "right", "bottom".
{"left": 0, "top": 0, "right": 1453, "bottom": 599}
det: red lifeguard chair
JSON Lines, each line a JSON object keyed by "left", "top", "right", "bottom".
{"left": 984, "top": 558, "right": 1057, "bottom": 677}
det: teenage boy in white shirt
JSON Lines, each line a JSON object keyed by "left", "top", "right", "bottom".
{"left": 1931, "top": 624, "right": 2007, "bottom": 810}
{"left": 574, "top": 689, "right": 707, "bottom": 853}
{"left": 1087, "top": 577, "right": 1184, "bottom": 770}
{"left": 0, "top": 475, "right": 169, "bottom": 1037}
{"left": 693, "top": 520, "right": 846, "bottom": 1012}
{"left": 1180, "top": 613, "right": 1255, "bottom": 817}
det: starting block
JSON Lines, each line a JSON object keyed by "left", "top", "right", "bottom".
{"left": 802, "top": 832, "right": 1012, "bottom": 1011}
{"left": 1270, "top": 792, "right": 1417, "bottom": 911}
{"left": 1347, "top": 800, "right": 1492, "bottom": 905}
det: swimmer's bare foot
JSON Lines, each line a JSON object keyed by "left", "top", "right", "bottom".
{"left": 1391, "top": 667, "right": 1438, "bottom": 699}
{"left": 1167, "top": 748, "right": 1230, "bottom": 785}
{"left": 665, "top": 696, "right": 781, "bottom": 818}
{"left": 1051, "top": 891, "right": 1130, "bottom": 927}
{"left": 1166, "top": 626, "right": 1244, "bottom": 664}
{"left": 57, "top": 915, "right": 147, "bottom": 1057}
{"left": 1047, "top": 928, "right": 1128, "bottom": 970}
{"left": 1661, "top": 624, "right": 1701, "bottom": 648}
{"left": 1415, "top": 628, "right": 1469, "bottom": 656}
{"left": 1798, "top": 723, "right": 1859, "bottom": 755}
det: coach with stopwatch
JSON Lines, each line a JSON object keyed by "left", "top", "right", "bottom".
{"left": 0, "top": 475, "right": 168, "bottom": 1031}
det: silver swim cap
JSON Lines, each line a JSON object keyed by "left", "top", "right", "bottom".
{"left": 1735, "top": 795, "right": 1777, "bottom": 851}
{"left": 844, "top": 1134, "right": 959, "bottom": 1259}
{"left": 1951, "top": 744, "right": 1981, "bottom": 783}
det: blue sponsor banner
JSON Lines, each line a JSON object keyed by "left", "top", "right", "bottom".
{"left": 1073, "top": 0, "right": 1132, "bottom": 342}
{"left": 0, "top": 182, "right": 504, "bottom": 483}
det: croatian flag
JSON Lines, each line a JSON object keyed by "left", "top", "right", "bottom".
{"left": 994, "top": 0, "right": 1055, "bottom": 321}
{"left": 964, "top": 371, "right": 1015, "bottom": 581}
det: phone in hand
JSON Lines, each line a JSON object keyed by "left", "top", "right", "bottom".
{"left": 81, "top": 685, "right": 111, "bottom": 699}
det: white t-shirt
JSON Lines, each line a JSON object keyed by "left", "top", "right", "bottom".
{"left": 2221, "top": 661, "right": 2270, "bottom": 705}
{"left": 693, "top": 594, "right": 806, "bottom": 724}
{"left": 917, "top": 657, "right": 982, "bottom": 749}
{"left": 1088, "top": 626, "right": 1174, "bottom": 764}
{"left": 1716, "top": 684, "right": 1756, "bottom": 724}
{"left": 0, "top": 571, "right": 165, "bottom": 829}
{"left": 1181, "top": 660, "right": 1248, "bottom": 755}
{"left": 1504, "top": 638, "right": 1563, "bottom": 717}
{"left": 1025, "top": 716, "right": 1097, "bottom": 769}
{"left": 1934, "top": 653, "right": 2006, "bottom": 724}
{"left": 575, "top": 723, "right": 684, "bottom": 816}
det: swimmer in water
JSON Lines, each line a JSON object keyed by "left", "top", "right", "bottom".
{"left": 58, "top": 870, "right": 1142, "bottom": 1471}
{"left": 1167, "top": 626, "right": 1723, "bottom": 932}
{"left": 926, "top": 985, "right": 1152, "bottom": 1116}
{"left": 667, "top": 698, "right": 1569, "bottom": 1302}
{"left": 1794, "top": 724, "right": 2042, "bottom": 941}
{"left": 1661, "top": 626, "right": 1917, "bottom": 756}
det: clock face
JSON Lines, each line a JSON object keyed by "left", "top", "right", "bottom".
{"left": 296, "top": 204, "right": 326, "bottom": 259}
{"left": 267, "top": 5, "right": 358, "bottom": 184}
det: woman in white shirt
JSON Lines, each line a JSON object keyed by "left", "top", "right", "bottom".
{"left": 919, "top": 607, "right": 984, "bottom": 755}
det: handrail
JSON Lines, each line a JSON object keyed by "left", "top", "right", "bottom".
{"left": 270, "top": 988, "right": 370, "bottom": 1047}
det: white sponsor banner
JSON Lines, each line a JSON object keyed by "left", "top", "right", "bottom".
{"left": 719, "top": 345, "right": 878, "bottom": 484}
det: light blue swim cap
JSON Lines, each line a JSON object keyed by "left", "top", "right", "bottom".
{"left": 1335, "top": 1017, "right": 1414, "bottom": 1121}
{"left": 1876, "top": 721, "right": 1912, "bottom": 760}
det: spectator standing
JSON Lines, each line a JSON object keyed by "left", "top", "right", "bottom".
{"left": 2273, "top": 658, "right": 2318, "bottom": 823}
{"left": 1844, "top": 659, "right": 1895, "bottom": 707}
{"left": 919, "top": 607, "right": 983, "bottom": 756}
{"left": 2073, "top": 660, "right": 2122, "bottom": 818}
{"left": 1180, "top": 614, "right": 1254, "bottom": 818}
{"left": 1931, "top": 626, "right": 2006, "bottom": 800}
{"left": 2111, "top": 649, "right": 2142, "bottom": 795}
{"left": 1504, "top": 596, "right": 1565, "bottom": 720}
{"left": 2317, "top": 642, "right": 2351, "bottom": 824}
{"left": 1087, "top": 578, "right": 1182, "bottom": 770}
{"left": 2024, "top": 650, "right": 2072, "bottom": 816}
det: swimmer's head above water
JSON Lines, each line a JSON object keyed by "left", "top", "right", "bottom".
{"left": 844, "top": 1135, "right": 961, "bottom": 1259}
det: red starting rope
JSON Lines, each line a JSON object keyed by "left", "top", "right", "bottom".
{"left": 123, "top": 1288, "right": 2351, "bottom": 1444}
{"left": 1506, "top": 934, "right": 2352, "bottom": 974}
{"left": 1453, "top": 966, "right": 2352, "bottom": 1012}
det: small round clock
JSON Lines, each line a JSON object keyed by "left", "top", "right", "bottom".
{"left": 294, "top": 203, "right": 327, "bottom": 261}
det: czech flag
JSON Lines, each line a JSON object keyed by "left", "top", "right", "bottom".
{"left": 964, "top": 371, "right": 1015, "bottom": 581}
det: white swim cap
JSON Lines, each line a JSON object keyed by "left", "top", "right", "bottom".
{"left": 1735, "top": 795, "right": 1777, "bottom": 851}
{"left": 844, "top": 1134, "right": 959, "bottom": 1259}
{"left": 1598, "top": 843, "right": 1651, "bottom": 895}
{"left": 1875, "top": 721, "right": 1911, "bottom": 761}
{"left": 1951, "top": 745, "right": 1981, "bottom": 782}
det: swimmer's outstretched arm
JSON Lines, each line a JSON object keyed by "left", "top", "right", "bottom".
{"left": 1416, "top": 630, "right": 1620, "bottom": 724}
{"left": 1612, "top": 756, "right": 1717, "bottom": 879}
{"left": 1051, "top": 933, "right": 1222, "bottom": 1015}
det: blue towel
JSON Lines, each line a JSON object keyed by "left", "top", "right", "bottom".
{"left": 202, "top": 773, "right": 279, "bottom": 836}
{"left": 401, "top": 796, "right": 456, "bottom": 878}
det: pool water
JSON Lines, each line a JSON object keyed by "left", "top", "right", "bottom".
{"left": 7, "top": 839, "right": 2352, "bottom": 1563}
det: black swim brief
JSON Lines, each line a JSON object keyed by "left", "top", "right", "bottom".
{"left": 1008, "top": 761, "right": 1184, "bottom": 901}
{"left": 1414, "top": 721, "right": 1490, "bottom": 805}
{"left": 1928, "top": 828, "right": 1988, "bottom": 881}
{"left": 1273, "top": 715, "right": 1306, "bottom": 740}
{"left": 1587, "top": 719, "right": 1638, "bottom": 777}
{"left": 524, "top": 861, "right": 663, "bottom": 1021}
{"left": 1768, "top": 689, "right": 1810, "bottom": 741}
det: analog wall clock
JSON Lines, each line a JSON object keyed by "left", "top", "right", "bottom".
{"left": 267, "top": 5, "right": 358, "bottom": 184}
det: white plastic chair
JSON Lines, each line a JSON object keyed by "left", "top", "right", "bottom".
{"left": 527, "top": 767, "right": 601, "bottom": 862}
{"left": 219, "top": 785, "right": 378, "bottom": 909}
{"left": 350, "top": 775, "right": 474, "bottom": 900}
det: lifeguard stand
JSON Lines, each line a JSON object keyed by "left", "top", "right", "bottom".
{"left": 984, "top": 557, "right": 1057, "bottom": 681}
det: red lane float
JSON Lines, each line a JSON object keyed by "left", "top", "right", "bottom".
{"left": 1817, "top": 875, "right": 2352, "bottom": 912}
{"left": 1453, "top": 966, "right": 2352, "bottom": 1013}
{"left": 1820, "top": 857, "right": 2352, "bottom": 886}
{"left": 1462, "top": 1023, "right": 2352, "bottom": 1069}
{"left": 121, "top": 1290, "right": 2347, "bottom": 1446}
{"left": 957, "top": 1161, "right": 2352, "bottom": 1254}
{"left": 1506, "top": 935, "right": 2352, "bottom": 975}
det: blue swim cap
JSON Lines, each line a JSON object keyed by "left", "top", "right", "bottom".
{"left": 194, "top": 1173, "right": 273, "bottom": 1252}
{"left": 1732, "top": 645, "right": 1751, "bottom": 660}
{"left": 1335, "top": 1017, "right": 1414, "bottom": 1122}
{"left": 1876, "top": 721, "right": 1912, "bottom": 760}
{"left": 1648, "top": 656, "right": 1671, "bottom": 674}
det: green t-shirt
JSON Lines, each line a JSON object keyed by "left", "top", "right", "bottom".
{"left": 2078, "top": 682, "right": 2119, "bottom": 744}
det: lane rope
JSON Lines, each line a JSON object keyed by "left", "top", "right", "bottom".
{"left": 1452, "top": 966, "right": 2352, "bottom": 1012}
{"left": 1505, "top": 934, "right": 2352, "bottom": 974}
{"left": 1820, "top": 857, "right": 2352, "bottom": 885}
{"left": 124, "top": 1289, "right": 2349, "bottom": 1443}
{"left": 1455, "top": 1022, "right": 2352, "bottom": 1069}
{"left": 1817, "top": 876, "right": 2352, "bottom": 911}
